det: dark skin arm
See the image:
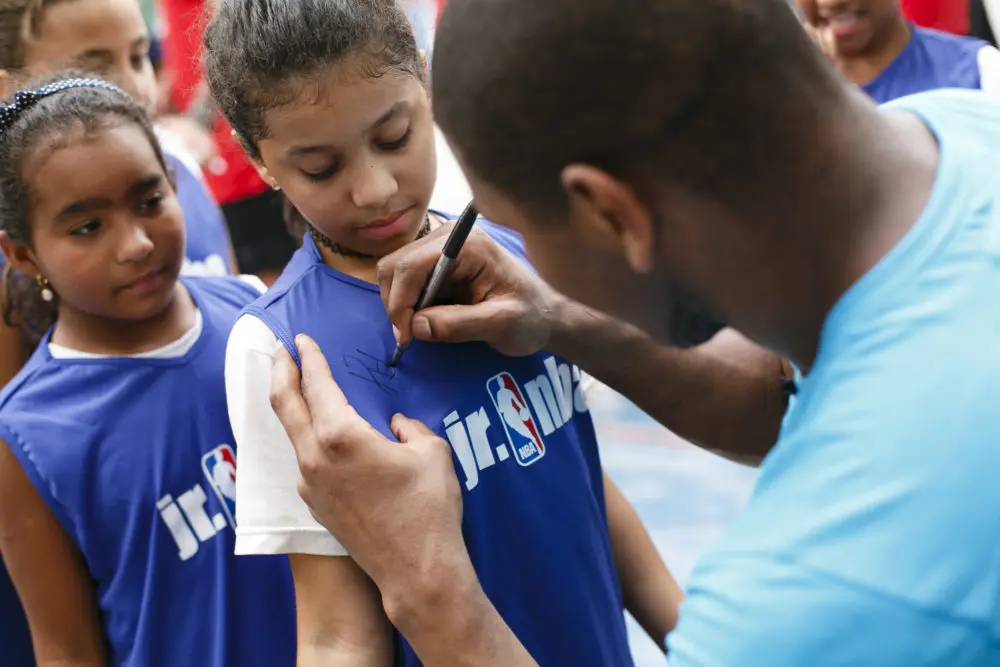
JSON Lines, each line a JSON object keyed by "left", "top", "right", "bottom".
{"left": 387, "top": 567, "right": 539, "bottom": 667}
{"left": 550, "top": 304, "right": 789, "bottom": 463}
{"left": 0, "top": 438, "right": 107, "bottom": 667}
{"left": 378, "top": 225, "right": 787, "bottom": 463}
{"left": 604, "top": 473, "right": 682, "bottom": 648}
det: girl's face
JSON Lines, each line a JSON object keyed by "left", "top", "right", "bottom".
{"left": 2, "top": 123, "right": 185, "bottom": 325}
{"left": 20, "top": 0, "right": 157, "bottom": 114}
{"left": 255, "top": 60, "right": 437, "bottom": 258}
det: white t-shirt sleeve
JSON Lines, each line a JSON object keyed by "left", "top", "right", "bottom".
{"left": 225, "top": 314, "right": 348, "bottom": 556}
{"left": 977, "top": 45, "right": 1000, "bottom": 97}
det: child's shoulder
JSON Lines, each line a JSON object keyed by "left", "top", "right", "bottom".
{"left": 227, "top": 309, "right": 282, "bottom": 361}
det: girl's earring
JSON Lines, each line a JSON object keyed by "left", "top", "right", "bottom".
{"left": 36, "top": 275, "right": 54, "bottom": 303}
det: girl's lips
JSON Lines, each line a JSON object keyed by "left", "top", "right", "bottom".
{"left": 123, "top": 266, "right": 168, "bottom": 294}
{"left": 357, "top": 207, "right": 416, "bottom": 240}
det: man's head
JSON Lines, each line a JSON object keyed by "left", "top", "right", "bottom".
{"left": 433, "top": 0, "right": 850, "bottom": 347}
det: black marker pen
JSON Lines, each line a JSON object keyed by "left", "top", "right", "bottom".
{"left": 388, "top": 202, "right": 478, "bottom": 367}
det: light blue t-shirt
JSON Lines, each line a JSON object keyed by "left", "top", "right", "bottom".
{"left": 667, "top": 89, "right": 1000, "bottom": 665}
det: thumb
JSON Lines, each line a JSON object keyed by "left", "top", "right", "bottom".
{"left": 391, "top": 414, "right": 437, "bottom": 442}
{"left": 411, "top": 299, "right": 516, "bottom": 344}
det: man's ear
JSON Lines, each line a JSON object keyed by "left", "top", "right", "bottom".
{"left": 561, "top": 164, "right": 656, "bottom": 274}
{"left": 0, "top": 231, "right": 42, "bottom": 280}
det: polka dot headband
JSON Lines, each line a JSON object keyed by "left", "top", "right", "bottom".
{"left": 0, "top": 78, "right": 125, "bottom": 134}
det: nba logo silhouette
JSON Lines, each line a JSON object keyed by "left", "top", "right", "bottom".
{"left": 201, "top": 444, "right": 237, "bottom": 529}
{"left": 486, "top": 372, "right": 546, "bottom": 467}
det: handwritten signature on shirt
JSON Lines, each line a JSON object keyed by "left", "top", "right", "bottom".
{"left": 343, "top": 349, "right": 398, "bottom": 395}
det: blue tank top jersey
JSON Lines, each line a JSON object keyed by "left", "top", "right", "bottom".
{"left": 864, "top": 26, "right": 990, "bottom": 104}
{"left": 164, "top": 150, "right": 234, "bottom": 276}
{"left": 244, "top": 218, "right": 633, "bottom": 667}
{"left": 0, "top": 277, "right": 296, "bottom": 667}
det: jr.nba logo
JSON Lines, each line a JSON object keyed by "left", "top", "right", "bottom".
{"left": 486, "top": 372, "right": 546, "bottom": 466}
{"left": 201, "top": 444, "right": 237, "bottom": 529}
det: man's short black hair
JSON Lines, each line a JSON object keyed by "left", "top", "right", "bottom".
{"left": 433, "top": 0, "right": 845, "bottom": 216}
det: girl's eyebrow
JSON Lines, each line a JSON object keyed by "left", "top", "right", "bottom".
{"left": 371, "top": 101, "right": 410, "bottom": 130}
{"left": 286, "top": 101, "right": 412, "bottom": 157}
{"left": 55, "top": 174, "right": 163, "bottom": 219}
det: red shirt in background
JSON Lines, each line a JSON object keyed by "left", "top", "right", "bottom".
{"left": 901, "top": 0, "right": 970, "bottom": 35}
{"left": 159, "top": 0, "right": 267, "bottom": 206}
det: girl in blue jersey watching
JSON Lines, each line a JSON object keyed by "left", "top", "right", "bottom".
{"left": 797, "top": 0, "right": 1000, "bottom": 102}
{"left": 0, "top": 74, "right": 295, "bottom": 667}
{"left": 204, "top": 1, "right": 681, "bottom": 665}
{"left": 0, "top": 0, "right": 238, "bottom": 389}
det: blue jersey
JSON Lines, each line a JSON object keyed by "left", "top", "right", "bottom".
{"left": 164, "top": 149, "right": 234, "bottom": 276}
{"left": 0, "top": 277, "right": 295, "bottom": 667}
{"left": 244, "top": 218, "right": 633, "bottom": 667}
{"left": 668, "top": 90, "right": 1000, "bottom": 665}
{"left": 865, "top": 26, "right": 992, "bottom": 103}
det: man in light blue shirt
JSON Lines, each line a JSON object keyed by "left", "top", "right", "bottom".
{"left": 261, "top": 0, "right": 1000, "bottom": 665}
{"left": 668, "top": 90, "right": 1000, "bottom": 665}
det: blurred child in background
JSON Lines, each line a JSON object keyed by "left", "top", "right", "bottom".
{"left": 798, "top": 0, "right": 1000, "bottom": 101}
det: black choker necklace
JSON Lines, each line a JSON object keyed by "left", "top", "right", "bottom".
{"left": 309, "top": 214, "right": 432, "bottom": 260}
